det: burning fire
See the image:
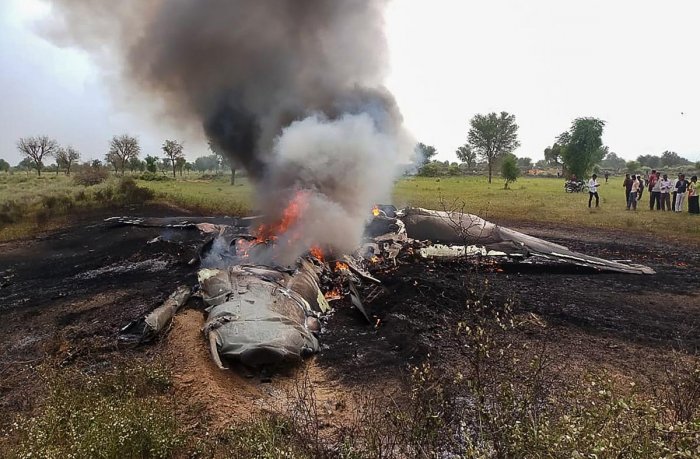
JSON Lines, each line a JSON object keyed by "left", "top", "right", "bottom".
{"left": 310, "top": 246, "right": 325, "bottom": 262}
{"left": 334, "top": 261, "right": 349, "bottom": 271}
{"left": 255, "top": 190, "right": 310, "bottom": 243}
{"left": 324, "top": 287, "right": 343, "bottom": 300}
{"left": 372, "top": 205, "right": 380, "bottom": 217}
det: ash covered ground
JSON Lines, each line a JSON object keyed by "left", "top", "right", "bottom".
{"left": 1, "top": 207, "right": 699, "bottom": 421}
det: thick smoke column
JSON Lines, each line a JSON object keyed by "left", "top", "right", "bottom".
{"left": 46, "top": 0, "right": 413, "bottom": 263}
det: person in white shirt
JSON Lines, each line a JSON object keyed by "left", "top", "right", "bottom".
{"left": 588, "top": 174, "right": 600, "bottom": 208}
{"left": 659, "top": 174, "right": 672, "bottom": 211}
{"left": 627, "top": 175, "right": 640, "bottom": 210}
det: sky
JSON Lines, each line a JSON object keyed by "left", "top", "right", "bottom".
{"left": 1, "top": 0, "right": 699, "bottom": 166}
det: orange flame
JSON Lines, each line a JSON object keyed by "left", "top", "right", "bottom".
{"left": 324, "top": 287, "right": 343, "bottom": 300}
{"left": 255, "top": 191, "right": 310, "bottom": 242}
{"left": 334, "top": 261, "right": 349, "bottom": 271}
{"left": 372, "top": 205, "right": 380, "bottom": 217}
{"left": 310, "top": 246, "right": 324, "bottom": 262}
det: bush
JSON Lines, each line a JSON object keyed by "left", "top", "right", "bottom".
{"left": 138, "top": 172, "right": 172, "bottom": 182}
{"left": 73, "top": 167, "right": 109, "bottom": 186}
{"left": 116, "top": 177, "right": 155, "bottom": 203}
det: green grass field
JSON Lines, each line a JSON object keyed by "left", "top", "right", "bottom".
{"left": 1, "top": 172, "right": 698, "bottom": 243}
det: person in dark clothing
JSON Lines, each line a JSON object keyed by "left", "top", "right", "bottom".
{"left": 604, "top": 172, "right": 609, "bottom": 183}
{"left": 675, "top": 174, "right": 688, "bottom": 212}
{"left": 688, "top": 176, "right": 699, "bottom": 214}
{"left": 637, "top": 175, "right": 645, "bottom": 201}
{"left": 623, "top": 173, "right": 632, "bottom": 203}
{"left": 648, "top": 169, "right": 659, "bottom": 210}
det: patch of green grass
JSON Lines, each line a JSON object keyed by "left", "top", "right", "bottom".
{"left": 136, "top": 174, "right": 253, "bottom": 216}
{"left": 2, "top": 362, "right": 182, "bottom": 459}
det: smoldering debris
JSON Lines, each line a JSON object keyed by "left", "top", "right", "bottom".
{"left": 115, "top": 206, "right": 654, "bottom": 371}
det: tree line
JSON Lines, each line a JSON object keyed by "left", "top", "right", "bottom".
{"left": 416, "top": 113, "right": 700, "bottom": 183}
{"left": 3, "top": 135, "right": 242, "bottom": 184}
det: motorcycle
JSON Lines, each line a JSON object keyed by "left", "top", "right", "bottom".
{"left": 564, "top": 180, "right": 588, "bottom": 193}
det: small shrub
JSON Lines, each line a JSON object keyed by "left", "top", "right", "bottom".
{"left": 138, "top": 172, "right": 172, "bottom": 182}
{"left": 116, "top": 177, "right": 155, "bottom": 203}
{"left": 73, "top": 167, "right": 109, "bottom": 186}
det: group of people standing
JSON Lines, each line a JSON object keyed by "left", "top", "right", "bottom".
{"left": 620, "top": 170, "right": 699, "bottom": 213}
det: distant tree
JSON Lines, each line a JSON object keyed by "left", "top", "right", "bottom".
{"left": 516, "top": 157, "right": 533, "bottom": 170}
{"left": 128, "top": 156, "right": 145, "bottom": 173}
{"left": 91, "top": 159, "right": 103, "bottom": 169}
{"left": 543, "top": 142, "right": 565, "bottom": 166}
{"left": 158, "top": 158, "right": 170, "bottom": 174}
{"left": 660, "top": 150, "right": 691, "bottom": 167}
{"left": 626, "top": 160, "right": 641, "bottom": 173}
{"left": 417, "top": 161, "right": 441, "bottom": 177}
{"left": 467, "top": 112, "right": 520, "bottom": 183}
{"left": 601, "top": 151, "right": 627, "bottom": 172}
{"left": 162, "top": 139, "right": 185, "bottom": 177}
{"left": 534, "top": 159, "right": 549, "bottom": 169}
{"left": 194, "top": 154, "right": 219, "bottom": 172}
{"left": 209, "top": 141, "right": 237, "bottom": 184}
{"left": 144, "top": 155, "right": 158, "bottom": 173}
{"left": 558, "top": 117, "right": 606, "bottom": 180}
{"left": 455, "top": 144, "right": 476, "bottom": 169}
{"left": 175, "top": 157, "right": 187, "bottom": 177}
{"left": 16, "top": 135, "right": 59, "bottom": 176}
{"left": 17, "top": 158, "right": 33, "bottom": 175}
{"left": 108, "top": 134, "right": 140, "bottom": 175}
{"left": 415, "top": 143, "right": 438, "bottom": 165}
{"left": 0, "top": 158, "right": 9, "bottom": 173}
{"left": 184, "top": 162, "right": 193, "bottom": 175}
{"left": 105, "top": 152, "right": 120, "bottom": 173}
{"left": 501, "top": 153, "right": 521, "bottom": 189}
{"left": 636, "top": 154, "right": 661, "bottom": 169}
{"left": 55, "top": 146, "right": 80, "bottom": 175}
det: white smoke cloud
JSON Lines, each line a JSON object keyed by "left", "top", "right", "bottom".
{"left": 255, "top": 112, "right": 413, "bottom": 265}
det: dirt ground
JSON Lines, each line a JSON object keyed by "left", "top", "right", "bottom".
{"left": 1, "top": 207, "right": 699, "bottom": 429}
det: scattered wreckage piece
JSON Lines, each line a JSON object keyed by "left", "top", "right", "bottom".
{"left": 198, "top": 261, "right": 328, "bottom": 369}
{"left": 119, "top": 285, "right": 192, "bottom": 345}
{"left": 395, "top": 207, "right": 655, "bottom": 275}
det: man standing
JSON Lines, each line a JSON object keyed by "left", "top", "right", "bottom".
{"left": 637, "top": 174, "right": 645, "bottom": 202}
{"left": 659, "top": 174, "right": 672, "bottom": 211}
{"left": 604, "top": 172, "right": 610, "bottom": 183}
{"left": 627, "top": 175, "right": 640, "bottom": 210}
{"left": 675, "top": 174, "right": 688, "bottom": 212}
{"left": 671, "top": 174, "right": 680, "bottom": 211}
{"left": 588, "top": 174, "right": 600, "bottom": 208}
{"left": 688, "top": 176, "right": 699, "bottom": 214}
{"left": 623, "top": 173, "right": 632, "bottom": 204}
{"left": 648, "top": 170, "right": 659, "bottom": 210}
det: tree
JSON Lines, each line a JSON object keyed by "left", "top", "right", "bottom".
{"left": 534, "top": 159, "right": 549, "bottom": 169}
{"left": 415, "top": 143, "right": 438, "bottom": 165}
{"left": 467, "top": 112, "right": 520, "bottom": 183}
{"left": 660, "top": 150, "right": 691, "bottom": 167}
{"left": 601, "top": 151, "right": 627, "bottom": 172}
{"left": 144, "top": 155, "right": 158, "bottom": 174}
{"left": 184, "top": 162, "right": 193, "bottom": 175}
{"left": 55, "top": 146, "right": 80, "bottom": 175}
{"left": 108, "top": 134, "right": 140, "bottom": 175}
{"left": 16, "top": 136, "right": 59, "bottom": 176}
{"left": 105, "top": 152, "right": 120, "bottom": 173}
{"left": 128, "top": 156, "right": 145, "bottom": 173}
{"left": 0, "top": 158, "right": 9, "bottom": 173}
{"left": 626, "top": 160, "right": 641, "bottom": 174}
{"left": 162, "top": 139, "right": 185, "bottom": 177}
{"left": 516, "top": 157, "right": 533, "bottom": 170}
{"left": 543, "top": 142, "right": 565, "bottom": 166}
{"left": 636, "top": 154, "right": 661, "bottom": 169}
{"left": 209, "top": 141, "right": 237, "bottom": 184}
{"left": 175, "top": 157, "right": 187, "bottom": 177}
{"left": 194, "top": 155, "right": 219, "bottom": 172}
{"left": 558, "top": 117, "right": 606, "bottom": 179}
{"left": 455, "top": 144, "right": 476, "bottom": 169}
{"left": 501, "top": 153, "right": 520, "bottom": 189}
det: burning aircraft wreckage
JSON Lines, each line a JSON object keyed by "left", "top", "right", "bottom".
{"left": 117, "top": 202, "right": 653, "bottom": 371}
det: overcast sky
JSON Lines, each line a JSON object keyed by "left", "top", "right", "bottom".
{"left": 1, "top": 0, "right": 699, "bottom": 165}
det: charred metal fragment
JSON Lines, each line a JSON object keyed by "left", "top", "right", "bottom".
{"left": 119, "top": 285, "right": 192, "bottom": 345}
